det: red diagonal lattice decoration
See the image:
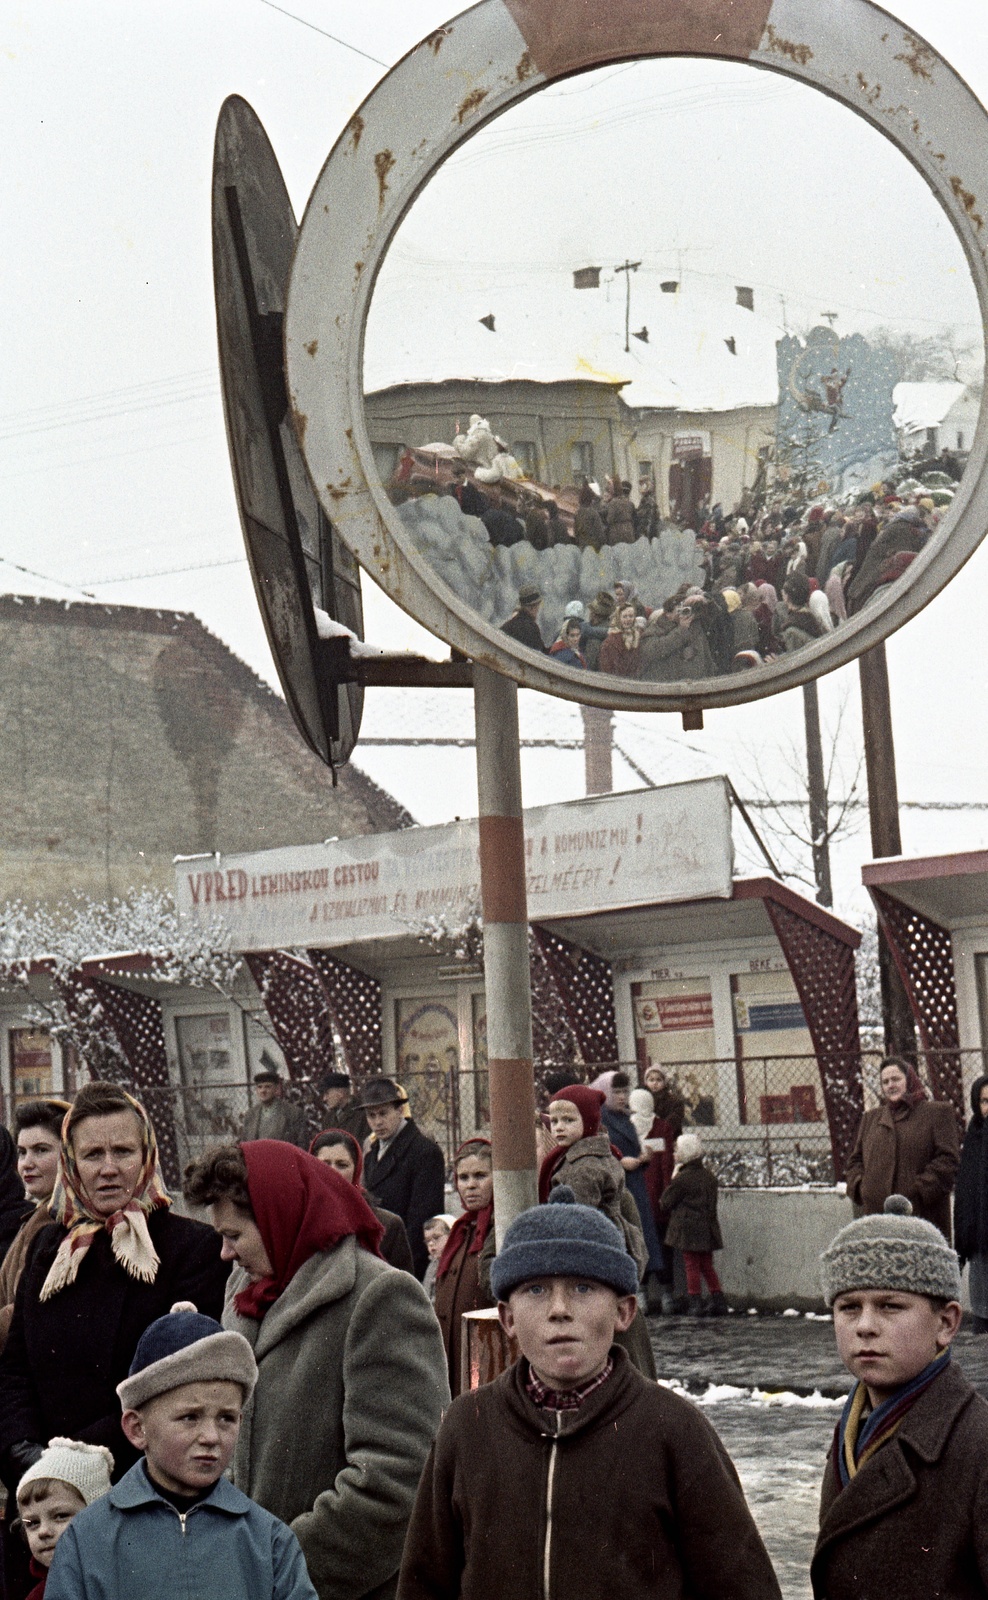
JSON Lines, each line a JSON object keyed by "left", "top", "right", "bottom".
{"left": 245, "top": 950, "right": 335, "bottom": 1080}
{"left": 60, "top": 972, "right": 181, "bottom": 1189}
{"left": 868, "top": 887, "right": 964, "bottom": 1123}
{"left": 758, "top": 897, "right": 863, "bottom": 1179}
{"left": 307, "top": 949, "right": 383, "bottom": 1080}
{"left": 529, "top": 932, "right": 582, "bottom": 1074}
{"left": 530, "top": 926, "right": 620, "bottom": 1067}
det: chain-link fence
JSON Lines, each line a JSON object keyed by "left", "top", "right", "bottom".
{"left": 116, "top": 1047, "right": 988, "bottom": 1190}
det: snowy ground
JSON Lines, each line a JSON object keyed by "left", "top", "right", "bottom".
{"left": 647, "top": 1313, "right": 988, "bottom": 1600}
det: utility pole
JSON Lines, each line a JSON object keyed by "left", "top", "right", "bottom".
{"left": 614, "top": 259, "right": 641, "bottom": 353}
{"left": 581, "top": 706, "right": 613, "bottom": 795}
{"left": 802, "top": 681, "right": 832, "bottom": 907}
{"left": 473, "top": 666, "right": 538, "bottom": 1245}
{"left": 858, "top": 642, "right": 916, "bottom": 1057}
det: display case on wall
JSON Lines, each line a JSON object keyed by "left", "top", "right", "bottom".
{"left": 731, "top": 969, "right": 821, "bottom": 1126}
{"left": 631, "top": 977, "right": 718, "bottom": 1126}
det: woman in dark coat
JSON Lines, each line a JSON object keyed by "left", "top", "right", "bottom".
{"left": 593, "top": 1071, "right": 667, "bottom": 1314}
{"left": 0, "top": 1128, "right": 32, "bottom": 1269}
{"left": 953, "top": 1073, "right": 988, "bottom": 1331}
{"left": 310, "top": 1128, "right": 413, "bottom": 1274}
{"left": 844, "top": 1058, "right": 960, "bottom": 1240}
{"left": 0, "top": 1080, "right": 228, "bottom": 1494}
{"left": 432, "top": 1138, "right": 495, "bottom": 1397}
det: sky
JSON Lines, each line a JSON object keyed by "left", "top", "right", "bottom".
{"left": 2, "top": 0, "right": 988, "bottom": 923}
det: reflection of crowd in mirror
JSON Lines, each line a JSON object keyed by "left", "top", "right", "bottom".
{"left": 495, "top": 467, "right": 951, "bottom": 676}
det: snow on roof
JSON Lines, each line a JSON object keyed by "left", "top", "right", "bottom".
{"left": 364, "top": 264, "right": 783, "bottom": 414}
{"left": 892, "top": 381, "right": 967, "bottom": 434}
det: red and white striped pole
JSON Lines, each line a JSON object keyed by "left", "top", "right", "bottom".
{"left": 474, "top": 664, "right": 538, "bottom": 1246}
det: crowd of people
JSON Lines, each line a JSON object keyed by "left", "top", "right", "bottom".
{"left": 498, "top": 474, "right": 946, "bottom": 677}
{"left": 0, "top": 1054, "right": 985, "bottom": 1598}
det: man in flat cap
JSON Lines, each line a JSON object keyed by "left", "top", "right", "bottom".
{"left": 240, "top": 1058, "right": 308, "bottom": 1148}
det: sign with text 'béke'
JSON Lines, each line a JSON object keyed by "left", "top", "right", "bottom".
{"left": 175, "top": 777, "right": 733, "bottom": 954}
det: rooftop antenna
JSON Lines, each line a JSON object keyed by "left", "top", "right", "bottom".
{"left": 614, "top": 259, "right": 641, "bottom": 352}
{"left": 821, "top": 311, "right": 839, "bottom": 328}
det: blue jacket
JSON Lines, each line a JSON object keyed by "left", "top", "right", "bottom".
{"left": 45, "top": 1460, "right": 317, "bottom": 1600}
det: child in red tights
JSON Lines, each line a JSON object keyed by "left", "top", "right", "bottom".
{"left": 659, "top": 1133, "right": 727, "bottom": 1317}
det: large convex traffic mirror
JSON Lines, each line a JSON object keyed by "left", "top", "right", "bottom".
{"left": 287, "top": 1, "right": 988, "bottom": 713}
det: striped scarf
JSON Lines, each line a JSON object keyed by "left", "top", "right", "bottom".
{"left": 40, "top": 1092, "right": 170, "bottom": 1301}
{"left": 835, "top": 1350, "right": 950, "bottom": 1489}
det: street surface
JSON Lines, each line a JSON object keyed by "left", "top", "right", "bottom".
{"left": 648, "top": 1313, "right": 988, "bottom": 1599}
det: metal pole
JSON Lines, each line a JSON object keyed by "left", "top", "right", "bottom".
{"left": 858, "top": 642, "right": 916, "bottom": 1057}
{"left": 474, "top": 665, "right": 538, "bottom": 1246}
{"left": 802, "top": 680, "right": 832, "bottom": 907}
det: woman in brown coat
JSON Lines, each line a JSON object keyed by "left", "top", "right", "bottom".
{"left": 433, "top": 1138, "right": 495, "bottom": 1397}
{"left": 844, "top": 1058, "right": 960, "bottom": 1240}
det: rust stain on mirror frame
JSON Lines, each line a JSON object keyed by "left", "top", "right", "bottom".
{"left": 503, "top": 0, "right": 774, "bottom": 77}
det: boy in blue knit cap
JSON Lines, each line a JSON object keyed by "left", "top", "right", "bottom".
{"left": 398, "top": 1189, "right": 780, "bottom": 1600}
{"left": 45, "top": 1302, "right": 316, "bottom": 1600}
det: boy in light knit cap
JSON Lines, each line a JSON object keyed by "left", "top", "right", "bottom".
{"left": 813, "top": 1194, "right": 988, "bottom": 1599}
{"left": 45, "top": 1302, "right": 316, "bottom": 1600}
{"left": 16, "top": 1438, "right": 112, "bottom": 1599}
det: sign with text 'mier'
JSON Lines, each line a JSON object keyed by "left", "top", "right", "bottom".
{"left": 175, "top": 778, "right": 734, "bottom": 954}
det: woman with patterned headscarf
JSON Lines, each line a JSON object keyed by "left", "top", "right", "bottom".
{"left": 0, "top": 1081, "right": 228, "bottom": 1496}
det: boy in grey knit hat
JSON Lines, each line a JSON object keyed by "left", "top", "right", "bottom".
{"left": 44, "top": 1303, "right": 316, "bottom": 1600}
{"left": 398, "top": 1190, "right": 781, "bottom": 1600}
{"left": 812, "top": 1194, "right": 988, "bottom": 1600}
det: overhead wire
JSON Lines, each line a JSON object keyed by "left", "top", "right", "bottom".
{"left": 256, "top": 0, "right": 387, "bottom": 66}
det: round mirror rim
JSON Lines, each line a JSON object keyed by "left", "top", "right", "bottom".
{"left": 286, "top": 0, "right": 988, "bottom": 711}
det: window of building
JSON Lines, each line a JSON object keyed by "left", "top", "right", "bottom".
{"left": 511, "top": 440, "right": 538, "bottom": 478}
{"left": 10, "top": 1028, "right": 53, "bottom": 1110}
{"left": 570, "top": 440, "right": 594, "bottom": 481}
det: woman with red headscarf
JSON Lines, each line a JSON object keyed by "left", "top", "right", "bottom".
{"left": 844, "top": 1057, "right": 960, "bottom": 1240}
{"left": 432, "top": 1138, "right": 495, "bottom": 1397}
{"left": 183, "top": 1140, "right": 449, "bottom": 1600}
{"left": 310, "top": 1129, "right": 413, "bottom": 1274}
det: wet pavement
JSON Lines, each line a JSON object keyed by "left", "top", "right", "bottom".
{"left": 646, "top": 1311, "right": 988, "bottom": 1599}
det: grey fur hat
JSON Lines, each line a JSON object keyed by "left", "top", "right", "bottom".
{"left": 489, "top": 1187, "right": 638, "bottom": 1300}
{"left": 820, "top": 1195, "right": 962, "bottom": 1306}
{"left": 117, "top": 1302, "right": 257, "bottom": 1411}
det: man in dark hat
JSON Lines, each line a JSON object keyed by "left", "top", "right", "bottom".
{"left": 316, "top": 1071, "right": 369, "bottom": 1144}
{"left": 500, "top": 585, "right": 547, "bottom": 653}
{"left": 359, "top": 1080, "right": 446, "bottom": 1280}
{"left": 240, "top": 1061, "right": 308, "bottom": 1148}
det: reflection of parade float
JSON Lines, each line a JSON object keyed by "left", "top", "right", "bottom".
{"left": 387, "top": 434, "right": 703, "bottom": 648}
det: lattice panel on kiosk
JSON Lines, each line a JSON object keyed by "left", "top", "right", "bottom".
{"left": 761, "top": 900, "right": 863, "bottom": 1179}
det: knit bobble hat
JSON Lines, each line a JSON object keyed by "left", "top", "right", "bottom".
{"left": 820, "top": 1194, "right": 962, "bottom": 1306}
{"left": 489, "top": 1187, "right": 639, "bottom": 1300}
{"left": 17, "top": 1438, "right": 114, "bottom": 1507}
{"left": 116, "top": 1302, "right": 257, "bottom": 1411}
